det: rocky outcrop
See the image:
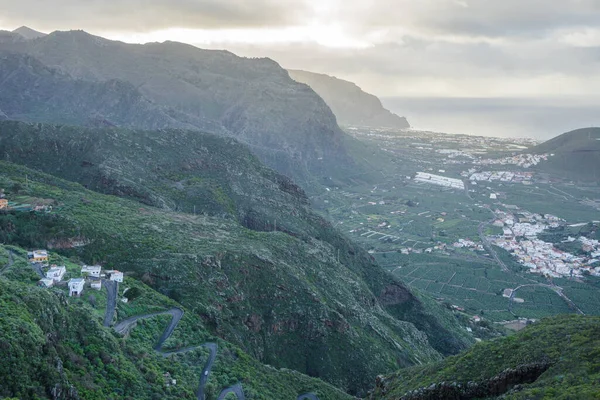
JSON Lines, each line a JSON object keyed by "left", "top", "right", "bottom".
{"left": 374, "top": 361, "right": 552, "bottom": 400}
{"left": 288, "top": 69, "right": 410, "bottom": 129}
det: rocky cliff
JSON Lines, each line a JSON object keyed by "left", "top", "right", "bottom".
{"left": 288, "top": 69, "right": 410, "bottom": 129}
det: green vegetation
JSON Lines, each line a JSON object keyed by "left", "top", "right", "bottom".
{"left": 531, "top": 127, "right": 600, "bottom": 182}
{"left": 0, "top": 156, "right": 472, "bottom": 396}
{"left": 369, "top": 315, "right": 600, "bottom": 399}
{"left": 0, "top": 246, "right": 353, "bottom": 399}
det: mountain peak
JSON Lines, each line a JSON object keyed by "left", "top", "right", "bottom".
{"left": 12, "top": 26, "right": 47, "bottom": 40}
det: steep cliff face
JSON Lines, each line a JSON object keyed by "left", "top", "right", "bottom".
{"left": 0, "top": 30, "right": 357, "bottom": 185}
{"left": 288, "top": 69, "right": 410, "bottom": 129}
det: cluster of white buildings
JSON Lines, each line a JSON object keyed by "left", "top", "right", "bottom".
{"left": 488, "top": 211, "right": 600, "bottom": 277}
{"left": 474, "top": 153, "right": 549, "bottom": 168}
{"left": 466, "top": 171, "right": 534, "bottom": 183}
{"left": 453, "top": 238, "right": 485, "bottom": 251}
{"left": 414, "top": 172, "right": 465, "bottom": 190}
{"left": 437, "top": 149, "right": 475, "bottom": 159}
{"left": 33, "top": 251, "right": 124, "bottom": 297}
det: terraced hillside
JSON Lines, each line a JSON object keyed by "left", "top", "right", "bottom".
{"left": 0, "top": 150, "right": 472, "bottom": 395}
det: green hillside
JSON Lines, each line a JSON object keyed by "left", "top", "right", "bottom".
{"left": 369, "top": 315, "right": 600, "bottom": 399}
{"left": 0, "top": 156, "right": 473, "bottom": 396}
{"left": 0, "top": 245, "right": 352, "bottom": 400}
{"left": 531, "top": 127, "right": 600, "bottom": 182}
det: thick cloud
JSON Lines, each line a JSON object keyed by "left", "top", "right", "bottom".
{"left": 0, "top": 0, "right": 309, "bottom": 31}
{"left": 1, "top": 0, "right": 599, "bottom": 98}
{"left": 331, "top": 0, "right": 600, "bottom": 38}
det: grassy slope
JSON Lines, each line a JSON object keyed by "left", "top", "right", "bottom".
{"left": 530, "top": 127, "right": 600, "bottom": 182}
{"left": 369, "top": 315, "right": 600, "bottom": 399}
{"left": 0, "top": 159, "right": 472, "bottom": 396}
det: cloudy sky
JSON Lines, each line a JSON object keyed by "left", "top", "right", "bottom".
{"left": 1, "top": 0, "right": 600, "bottom": 101}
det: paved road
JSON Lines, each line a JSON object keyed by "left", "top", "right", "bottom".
{"left": 113, "top": 307, "right": 244, "bottom": 400}
{"left": 102, "top": 280, "right": 118, "bottom": 327}
{"left": 0, "top": 250, "right": 14, "bottom": 275}
{"left": 478, "top": 218, "right": 510, "bottom": 273}
{"left": 217, "top": 383, "right": 245, "bottom": 400}
{"left": 297, "top": 393, "right": 320, "bottom": 400}
{"left": 30, "top": 261, "right": 45, "bottom": 278}
{"left": 509, "top": 283, "right": 584, "bottom": 315}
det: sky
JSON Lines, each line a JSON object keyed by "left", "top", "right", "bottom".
{"left": 1, "top": 0, "right": 599, "bottom": 137}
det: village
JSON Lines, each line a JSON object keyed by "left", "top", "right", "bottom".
{"left": 487, "top": 209, "right": 600, "bottom": 278}
{"left": 29, "top": 249, "right": 125, "bottom": 299}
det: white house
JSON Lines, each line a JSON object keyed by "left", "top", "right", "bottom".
{"left": 38, "top": 278, "right": 54, "bottom": 288}
{"left": 68, "top": 278, "right": 85, "bottom": 297}
{"left": 81, "top": 265, "right": 101, "bottom": 278}
{"left": 106, "top": 270, "right": 124, "bottom": 283}
{"left": 46, "top": 266, "right": 66, "bottom": 283}
{"left": 90, "top": 281, "right": 102, "bottom": 290}
{"left": 28, "top": 249, "right": 49, "bottom": 264}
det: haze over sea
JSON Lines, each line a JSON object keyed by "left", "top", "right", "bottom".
{"left": 383, "top": 97, "right": 600, "bottom": 140}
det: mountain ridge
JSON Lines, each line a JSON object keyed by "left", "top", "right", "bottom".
{"left": 288, "top": 69, "right": 410, "bottom": 129}
{"left": 0, "top": 29, "right": 360, "bottom": 187}
{"left": 12, "top": 26, "right": 47, "bottom": 40}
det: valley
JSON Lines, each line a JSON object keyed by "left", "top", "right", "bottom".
{"left": 316, "top": 127, "right": 600, "bottom": 329}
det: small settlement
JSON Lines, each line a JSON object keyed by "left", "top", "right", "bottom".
{"left": 29, "top": 251, "right": 124, "bottom": 297}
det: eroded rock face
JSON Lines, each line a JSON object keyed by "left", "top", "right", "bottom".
{"left": 373, "top": 361, "right": 552, "bottom": 400}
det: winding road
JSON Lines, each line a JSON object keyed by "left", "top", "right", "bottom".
{"left": 297, "top": 394, "right": 320, "bottom": 400}
{"left": 478, "top": 218, "right": 510, "bottom": 273}
{"left": 508, "top": 283, "right": 584, "bottom": 316}
{"left": 102, "top": 280, "right": 118, "bottom": 327}
{"left": 109, "top": 305, "right": 321, "bottom": 400}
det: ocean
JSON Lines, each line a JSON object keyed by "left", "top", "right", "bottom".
{"left": 382, "top": 97, "right": 600, "bottom": 140}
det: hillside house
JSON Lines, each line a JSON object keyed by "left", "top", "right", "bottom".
{"left": 38, "top": 278, "right": 54, "bottom": 288}
{"left": 46, "top": 265, "right": 66, "bottom": 283}
{"left": 90, "top": 281, "right": 102, "bottom": 290}
{"left": 28, "top": 249, "right": 49, "bottom": 264}
{"left": 68, "top": 278, "right": 85, "bottom": 297}
{"left": 106, "top": 270, "right": 123, "bottom": 283}
{"left": 81, "top": 265, "right": 101, "bottom": 278}
{"left": 0, "top": 198, "right": 7, "bottom": 209}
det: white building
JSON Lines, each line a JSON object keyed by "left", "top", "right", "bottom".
{"left": 106, "top": 270, "right": 124, "bottom": 283}
{"left": 81, "top": 265, "right": 101, "bottom": 278}
{"left": 46, "top": 266, "right": 66, "bottom": 283}
{"left": 68, "top": 278, "right": 85, "bottom": 297}
{"left": 90, "top": 281, "right": 102, "bottom": 290}
{"left": 414, "top": 172, "right": 465, "bottom": 190}
{"left": 38, "top": 278, "right": 54, "bottom": 288}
